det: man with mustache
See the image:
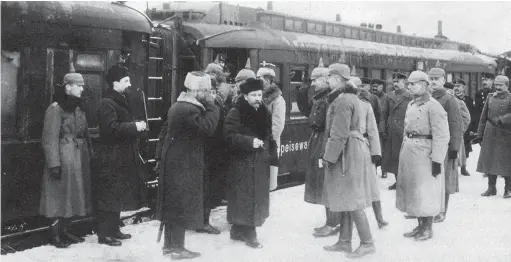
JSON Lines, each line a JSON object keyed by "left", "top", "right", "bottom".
{"left": 472, "top": 75, "right": 511, "bottom": 199}
{"left": 379, "top": 72, "right": 412, "bottom": 189}
{"left": 453, "top": 78, "right": 475, "bottom": 176}
{"left": 427, "top": 67, "right": 463, "bottom": 223}
{"left": 370, "top": 78, "right": 386, "bottom": 108}
{"left": 474, "top": 73, "right": 495, "bottom": 129}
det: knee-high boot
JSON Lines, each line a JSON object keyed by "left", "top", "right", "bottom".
{"left": 415, "top": 217, "right": 433, "bottom": 241}
{"left": 162, "top": 222, "right": 173, "bottom": 254}
{"left": 481, "top": 175, "right": 497, "bottom": 196}
{"left": 503, "top": 177, "right": 511, "bottom": 199}
{"left": 324, "top": 212, "right": 352, "bottom": 252}
{"left": 346, "top": 210, "right": 375, "bottom": 259}
{"left": 167, "top": 224, "right": 201, "bottom": 259}
{"left": 50, "top": 218, "right": 70, "bottom": 248}
{"left": 371, "top": 201, "right": 388, "bottom": 228}
{"left": 314, "top": 208, "right": 340, "bottom": 237}
{"left": 404, "top": 218, "right": 423, "bottom": 238}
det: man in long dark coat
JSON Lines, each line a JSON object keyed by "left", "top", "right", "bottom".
{"left": 379, "top": 72, "right": 413, "bottom": 190}
{"left": 156, "top": 71, "right": 219, "bottom": 259}
{"left": 96, "top": 66, "right": 148, "bottom": 246}
{"left": 454, "top": 78, "right": 475, "bottom": 176}
{"left": 474, "top": 73, "right": 495, "bottom": 129}
{"left": 472, "top": 75, "right": 511, "bottom": 199}
{"left": 297, "top": 59, "right": 341, "bottom": 237}
{"left": 224, "top": 78, "right": 276, "bottom": 249}
{"left": 428, "top": 68, "right": 463, "bottom": 223}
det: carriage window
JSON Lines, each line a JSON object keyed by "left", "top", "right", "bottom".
{"left": 333, "top": 26, "right": 342, "bottom": 37}
{"left": 344, "top": 28, "right": 352, "bottom": 38}
{"left": 352, "top": 29, "right": 359, "bottom": 39}
{"left": 355, "top": 67, "right": 367, "bottom": 77}
{"left": 285, "top": 19, "right": 294, "bottom": 30}
{"left": 371, "top": 69, "right": 383, "bottom": 80}
{"left": 325, "top": 25, "right": 333, "bottom": 35}
{"left": 272, "top": 16, "right": 284, "bottom": 31}
{"left": 1, "top": 50, "right": 20, "bottom": 137}
{"left": 80, "top": 74, "right": 102, "bottom": 128}
{"left": 289, "top": 64, "right": 308, "bottom": 119}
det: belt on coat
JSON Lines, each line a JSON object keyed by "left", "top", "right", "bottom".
{"left": 406, "top": 133, "right": 432, "bottom": 139}
{"left": 336, "top": 130, "right": 369, "bottom": 175}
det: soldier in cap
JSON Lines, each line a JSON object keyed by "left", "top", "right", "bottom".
{"left": 396, "top": 70, "right": 450, "bottom": 241}
{"left": 427, "top": 67, "right": 463, "bottom": 223}
{"left": 474, "top": 72, "right": 495, "bottom": 129}
{"left": 298, "top": 59, "right": 339, "bottom": 237}
{"left": 96, "top": 66, "right": 148, "bottom": 246}
{"left": 223, "top": 78, "right": 277, "bottom": 248}
{"left": 472, "top": 75, "right": 511, "bottom": 198}
{"left": 453, "top": 78, "right": 476, "bottom": 176}
{"left": 322, "top": 76, "right": 377, "bottom": 258}
{"left": 234, "top": 58, "right": 257, "bottom": 101}
{"left": 379, "top": 72, "right": 413, "bottom": 189}
{"left": 370, "top": 78, "right": 386, "bottom": 106}
{"left": 352, "top": 76, "right": 388, "bottom": 229}
{"left": 445, "top": 82, "right": 472, "bottom": 177}
{"left": 257, "top": 61, "right": 286, "bottom": 191}
{"left": 156, "top": 71, "right": 219, "bottom": 259}
{"left": 356, "top": 77, "right": 381, "bottom": 126}
{"left": 40, "top": 73, "right": 93, "bottom": 248}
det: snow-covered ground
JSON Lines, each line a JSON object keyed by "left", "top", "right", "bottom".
{"left": 2, "top": 145, "right": 510, "bottom": 262}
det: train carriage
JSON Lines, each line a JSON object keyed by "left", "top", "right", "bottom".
{"left": 1, "top": 1, "right": 156, "bottom": 236}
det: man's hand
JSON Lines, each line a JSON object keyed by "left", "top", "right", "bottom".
{"left": 471, "top": 136, "right": 483, "bottom": 144}
{"left": 253, "top": 138, "right": 264, "bottom": 149}
{"left": 50, "top": 166, "right": 61, "bottom": 180}
{"left": 135, "top": 121, "right": 147, "bottom": 131}
{"left": 432, "top": 162, "right": 441, "bottom": 178}
{"left": 448, "top": 150, "right": 458, "bottom": 160}
{"left": 371, "top": 155, "right": 382, "bottom": 166}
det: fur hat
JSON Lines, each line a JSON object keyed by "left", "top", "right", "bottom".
{"left": 184, "top": 71, "right": 212, "bottom": 91}
{"left": 328, "top": 63, "right": 350, "bottom": 80}
{"left": 106, "top": 65, "right": 129, "bottom": 87}
{"left": 235, "top": 58, "right": 256, "bottom": 82}
{"left": 240, "top": 78, "right": 264, "bottom": 94}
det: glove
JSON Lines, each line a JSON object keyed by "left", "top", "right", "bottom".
{"left": 371, "top": 155, "right": 382, "bottom": 166}
{"left": 432, "top": 162, "right": 441, "bottom": 178}
{"left": 448, "top": 150, "right": 458, "bottom": 159}
{"left": 490, "top": 116, "right": 502, "bottom": 126}
{"left": 49, "top": 166, "right": 61, "bottom": 180}
{"left": 154, "top": 161, "right": 160, "bottom": 174}
{"left": 380, "top": 132, "right": 388, "bottom": 141}
{"left": 471, "top": 136, "right": 483, "bottom": 144}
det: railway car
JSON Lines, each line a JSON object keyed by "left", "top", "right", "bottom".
{"left": 1, "top": 1, "right": 156, "bottom": 238}
{"left": 144, "top": 2, "right": 498, "bottom": 185}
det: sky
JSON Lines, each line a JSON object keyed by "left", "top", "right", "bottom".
{"left": 127, "top": 1, "right": 511, "bottom": 55}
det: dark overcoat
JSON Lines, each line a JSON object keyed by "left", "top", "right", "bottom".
{"left": 303, "top": 88, "right": 329, "bottom": 204}
{"left": 379, "top": 89, "right": 413, "bottom": 174}
{"left": 474, "top": 89, "right": 492, "bottom": 129}
{"left": 432, "top": 89, "right": 463, "bottom": 194}
{"left": 155, "top": 92, "right": 219, "bottom": 229}
{"left": 40, "top": 101, "right": 92, "bottom": 218}
{"left": 95, "top": 89, "right": 147, "bottom": 212}
{"left": 462, "top": 95, "right": 476, "bottom": 155}
{"left": 223, "top": 96, "right": 274, "bottom": 227}
{"left": 476, "top": 90, "right": 511, "bottom": 177}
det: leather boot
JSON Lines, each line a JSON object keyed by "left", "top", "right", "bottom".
{"left": 167, "top": 248, "right": 201, "bottom": 260}
{"left": 50, "top": 218, "right": 71, "bottom": 248}
{"left": 481, "top": 175, "right": 497, "bottom": 196}
{"left": 415, "top": 217, "right": 433, "bottom": 241}
{"left": 460, "top": 166, "right": 470, "bottom": 176}
{"left": 371, "top": 201, "right": 388, "bottom": 229}
{"left": 314, "top": 209, "right": 339, "bottom": 237}
{"left": 324, "top": 213, "right": 352, "bottom": 253}
{"left": 346, "top": 210, "right": 375, "bottom": 259}
{"left": 504, "top": 177, "right": 511, "bottom": 199}
{"left": 196, "top": 224, "right": 221, "bottom": 235}
{"left": 314, "top": 207, "right": 330, "bottom": 232}
{"left": 61, "top": 218, "right": 85, "bottom": 243}
{"left": 404, "top": 218, "right": 423, "bottom": 238}
{"left": 230, "top": 225, "right": 245, "bottom": 241}
{"left": 244, "top": 227, "right": 263, "bottom": 249}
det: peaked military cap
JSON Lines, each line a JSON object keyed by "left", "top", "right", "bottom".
{"left": 371, "top": 79, "right": 385, "bottom": 85}
{"left": 444, "top": 82, "right": 455, "bottom": 89}
{"left": 453, "top": 78, "right": 466, "bottom": 85}
{"left": 392, "top": 72, "right": 407, "bottom": 80}
{"left": 482, "top": 72, "right": 495, "bottom": 79}
{"left": 360, "top": 77, "right": 371, "bottom": 84}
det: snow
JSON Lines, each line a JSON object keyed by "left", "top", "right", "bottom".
{"left": 3, "top": 145, "right": 510, "bottom": 262}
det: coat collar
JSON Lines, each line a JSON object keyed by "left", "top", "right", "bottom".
{"left": 358, "top": 89, "right": 371, "bottom": 102}
{"left": 313, "top": 87, "right": 330, "bottom": 100}
{"left": 411, "top": 92, "right": 431, "bottom": 106}
{"left": 104, "top": 88, "right": 131, "bottom": 111}
{"left": 493, "top": 90, "right": 510, "bottom": 99}
{"left": 176, "top": 92, "right": 205, "bottom": 111}
{"left": 431, "top": 88, "right": 447, "bottom": 99}
{"left": 263, "top": 84, "right": 282, "bottom": 105}
{"left": 327, "top": 88, "right": 343, "bottom": 103}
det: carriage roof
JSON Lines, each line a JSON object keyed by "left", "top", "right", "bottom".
{"left": 183, "top": 22, "right": 496, "bottom": 69}
{"left": 1, "top": 1, "right": 153, "bottom": 33}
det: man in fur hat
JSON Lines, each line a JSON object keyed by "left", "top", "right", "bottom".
{"left": 428, "top": 67, "right": 463, "bottom": 223}
{"left": 472, "top": 75, "right": 511, "bottom": 199}
{"left": 223, "top": 78, "right": 277, "bottom": 249}
{"left": 257, "top": 61, "right": 286, "bottom": 191}
{"left": 96, "top": 65, "right": 148, "bottom": 246}
{"left": 156, "top": 71, "right": 219, "bottom": 259}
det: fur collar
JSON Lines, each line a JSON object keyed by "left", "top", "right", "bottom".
{"left": 235, "top": 96, "right": 271, "bottom": 140}
{"left": 327, "top": 88, "right": 343, "bottom": 103}
{"left": 313, "top": 87, "right": 330, "bottom": 100}
{"left": 431, "top": 88, "right": 447, "bottom": 99}
{"left": 176, "top": 92, "right": 205, "bottom": 111}
{"left": 103, "top": 88, "right": 131, "bottom": 111}
{"left": 263, "top": 84, "right": 282, "bottom": 105}
{"left": 53, "top": 86, "right": 83, "bottom": 112}
{"left": 358, "top": 89, "right": 371, "bottom": 102}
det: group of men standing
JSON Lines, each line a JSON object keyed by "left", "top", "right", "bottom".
{"left": 297, "top": 58, "right": 511, "bottom": 259}
{"left": 154, "top": 59, "right": 285, "bottom": 259}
